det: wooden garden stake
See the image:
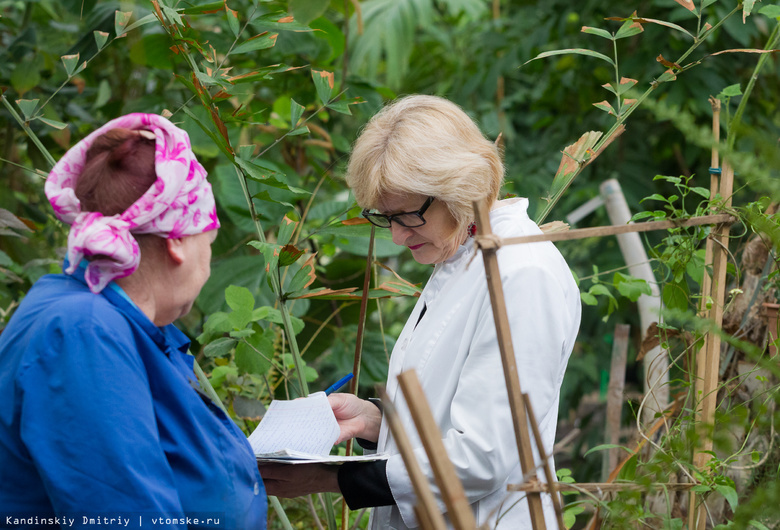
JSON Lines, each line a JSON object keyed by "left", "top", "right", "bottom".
{"left": 397, "top": 370, "right": 477, "bottom": 530}
{"left": 603, "top": 323, "right": 630, "bottom": 480}
{"left": 342, "top": 225, "right": 376, "bottom": 530}
{"left": 689, "top": 98, "right": 728, "bottom": 530}
{"left": 379, "top": 387, "right": 447, "bottom": 530}
{"left": 523, "top": 393, "right": 566, "bottom": 530}
{"left": 693, "top": 159, "right": 734, "bottom": 530}
{"left": 473, "top": 198, "right": 547, "bottom": 530}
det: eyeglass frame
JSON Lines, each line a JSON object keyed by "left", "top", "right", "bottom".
{"left": 361, "top": 196, "right": 436, "bottom": 228}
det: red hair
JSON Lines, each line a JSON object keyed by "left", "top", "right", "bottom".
{"left": 75, "top": 128, "right": 156, "bottom": 215}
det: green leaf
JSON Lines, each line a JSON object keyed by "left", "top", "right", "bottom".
{"left": 617, "top": 454, "right": 638, "bottom": 480}
{"left": 247, "top": 240, "right": 280, "bottom": 272}
{"left": 277, "top": 213, "right": 299, "bottom": 246}
{"left": 123, "top": 13, "right": 159, "bottom": 34}
{"left": 0, "top": 249, "right": 14, "bottom": 267}
{"left": 93, "top": 31, "right": 110, "bottom": 50}
{"left": 287, "top": 126, "right": 310, "bottom": 136}
{"left": 690, "top": 187, "right": 711, "bottom": 199}
{"left": 37, "top": 117, "right": 67, "bottom": 130}
{"left": 209, "top": 364, "right": 237, "bottom": 388}
{"left": 252, "top": 306, "right": 305, "bottom": 334}
{"left": 714, "top": 484, "right": 738, "bottom": 511}
{"left": 614, "top": 18, "right": 644, "bottom": 39}
{"left": 115, "top": 10, "right": 133, "bottom": 37}
{"left": 179, "top": 2, "right": 224, "bottom": 15}
{"left": 229, "top": 329, "right": 255, "bottom": 339}
{"left": 312, "top": 69, "right": 334, "bottom": 105}
{"left": 252, "top": 190, "right": 296, "bottom": 211}
{"left": 290, "top": 0, "right": 330, "bottom": 26}
{"left": 15, "top": 99, "right": 39, "bottom": 121}
{"left": 748, "top": 521, "right": 770, "bottom": 530}
{"left": 225, "top": 285, "right": 255, "bottom": 329}
{"left": 161, "top": 5, "right": 184, "bottom": 27}
{"left": 524, "top": 48, "right": 615, "bottom": 67}
{"left": 720, "top": 83, "right": 742, "bottom": 98}
{"left": 61, "top": 54, "right": 82, "bottom": 77}
{"left": 226, "top": 5, "right": 240, "bottom": 37}
{"left": 631, "top": 211, "right": 655, "bottom": 221}
{"left": 10, "top": 61, "right": 41, "bottom": 96}
{"left": 235, "top": 328, "right": 274, "bottom": 375}
{"left": 249, "top": 11, "right": 313, "bottom": 31}
{"left": 583, "top": 443, "right": 632, "bottom": 457}
{"left": 278, "top": 244, "right": 305, "bottom": 267}
{"left": 199, "top": 312, "right": 233, "bottom": 343}
{"left": 663, "top": 281, "right": 690, "bottom": 312}
{"left": 760, "top": 5, "right": 780, "bottom": 18}
{"left": 743, "top": 0, "right": 757, "bottom": 20}
{"left": 231, "top": 33, "right": 278, "bottom": 55}
{"left": 286, "top": 257, "right": 315, "bottom": 294}
{"left": 326, "top": 100, "right": 353, "bottom": 115}
{"left": 225, "top": 285, "right": 255, "bottom": 312}
{"left": 593, "top": 100, "right": 616, "bottom": 115}
{"left": 613, "top": 272, "right": 652, "bottom": 302}
{"left": 580, "top": 292, "right": 598, "bottom": 306}
{"left": 203, "top": 337, "right": 237, "bottom": 358}
{"left": 290, "top": 98, "right": 304, "bottom": 128}
{"left": 581, "top": 26, "right": 613, "bottom": 40}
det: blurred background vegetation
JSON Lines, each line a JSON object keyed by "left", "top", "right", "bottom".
{"left": 1, "top": 0, "right": 779, "bottom": 527}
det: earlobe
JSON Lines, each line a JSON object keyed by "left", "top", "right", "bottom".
{"left": 166, "top": 238, "right": 186, "bottom": 265}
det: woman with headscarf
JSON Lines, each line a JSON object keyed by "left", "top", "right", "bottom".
{"left": 260, "top": 95, "right": 581, "bottom": 529}
{"left": 0, "top": 115, "right": 266, "bottom": 528}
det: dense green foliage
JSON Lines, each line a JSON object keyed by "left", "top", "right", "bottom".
{"left": 2, "top": 0, "right": 779, "bottom": 527}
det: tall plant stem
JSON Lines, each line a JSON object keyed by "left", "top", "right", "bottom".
{"left": 193, "top": 361, "right": 294, "bottom": 530}
{"left": 1, "top": 96, "right": 56, "bottom": 168}
{"left": 726, "top": 20, "right": 780, "bottom": 152}
{"left": 233, "top": 167, "right": 309, "bottom": 396}
{"left": 535, "top": 4, "right": 741, "bottom": 224}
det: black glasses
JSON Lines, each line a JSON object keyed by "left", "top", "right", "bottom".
{"left": 362, "top": 196, "right": 435, "bottom": 228}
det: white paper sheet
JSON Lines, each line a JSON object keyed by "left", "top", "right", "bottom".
{"left": 249, "top": 392, "right": 340, "bottom": 457}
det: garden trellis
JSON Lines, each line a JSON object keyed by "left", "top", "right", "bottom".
{"left": 380, "top": 98, "right": 739, "bottom": 529}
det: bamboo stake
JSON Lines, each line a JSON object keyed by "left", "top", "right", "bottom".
{"left": 694, "top": 160, "right": 734, "bottom": 530}
{"left": 397, "top": 370, "right": 477, "bottom": 530}
{"left": 690, "top": 97, "right": 723, "bottom": 530}
{"left": 481, "top": 213, "right": 734, "bottom": 247}
{"left": 379, "top": 388, "right": 447, "bottom": 530}
{"left": 473, "top": 199, "right": 547, "bottom": 530}
{"left": 341, "top": 226, "right": 376, "bottom": 530}
{"left": 510, "top": 482, "right": 695, "bottom": 493}
{"left": 523, "top": 394, "right": 565, "bottom": 530}
{"left": 603, "top": 324, "right": 630, "bottom": 480}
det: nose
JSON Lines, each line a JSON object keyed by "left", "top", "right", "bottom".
{"left": 389, "top": 222, "right": 413, "bottom": 245}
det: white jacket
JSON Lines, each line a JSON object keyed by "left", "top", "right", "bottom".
{"left": 371, "top": 198, "right": 581, "bottom": 529}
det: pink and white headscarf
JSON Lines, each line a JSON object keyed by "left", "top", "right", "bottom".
{"left": 45, "top": 113, "right": 220, "bottom": 294}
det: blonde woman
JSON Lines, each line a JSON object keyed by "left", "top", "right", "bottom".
{"left": 260, "top": 95, "right": 581, "bottom": 529}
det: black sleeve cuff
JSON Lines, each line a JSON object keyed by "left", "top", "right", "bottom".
{"left": 338, "top": 460, "right": 395, "bottom": 509}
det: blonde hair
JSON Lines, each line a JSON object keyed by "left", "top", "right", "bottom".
{"left": 346, "top": 95, "right": 504, "bottom": 237}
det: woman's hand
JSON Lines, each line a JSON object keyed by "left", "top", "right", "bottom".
{"left": 328, "top": 394, "right": 382, "bottom": 444}
{"left": 258, "top": 464, "right": 339, "bottom": 498}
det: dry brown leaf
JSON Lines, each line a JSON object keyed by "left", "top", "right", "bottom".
{"left": 342, "top": 217, "right": 369, "bottom": 226}
{"left": 673, "top": 0, "right": 696, "bottom": 12}
{"left": 555, "top": 131, "right": 603, "bottom": 180}
{"left": 540, "top": 220, "right": 570, "bottom": 234}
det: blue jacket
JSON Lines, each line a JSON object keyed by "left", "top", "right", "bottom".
{"left": 0, "top": 265, "right": 267, "bottom": 529}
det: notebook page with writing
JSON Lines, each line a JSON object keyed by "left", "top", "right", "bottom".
{"left": 248, "top": 392, "right": 340, "bottom": 457}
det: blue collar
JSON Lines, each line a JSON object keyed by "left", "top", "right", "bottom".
{"left": 63, "top": 259, "right": 191, "bottom": 357}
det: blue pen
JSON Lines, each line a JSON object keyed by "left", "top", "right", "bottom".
{"left": 325, "top": 373, "right": 354, "bottom": 395}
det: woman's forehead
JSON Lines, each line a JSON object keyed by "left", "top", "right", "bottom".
{"left": 376, "top": 192, "right": 426, "bottom": 213}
